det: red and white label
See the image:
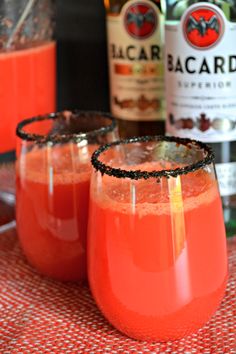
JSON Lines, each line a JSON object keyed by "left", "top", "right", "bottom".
{"left": 165, "top": 3, "right": 236, "bottom": 142}
{"left": 107, "top": 0, "right": 165, "bottom": 121}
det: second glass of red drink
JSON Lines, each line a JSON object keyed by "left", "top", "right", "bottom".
{"left": 88, "top": 136, "right": 228, "bottom": 341}
{"left": 16, "top": 110, "right": 118, "bottom": 281}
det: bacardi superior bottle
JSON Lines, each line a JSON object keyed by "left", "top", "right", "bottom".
{"left": 165, "top": 0, "right": 236, "bottom": 236}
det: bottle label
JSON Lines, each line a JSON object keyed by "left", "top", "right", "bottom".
{"left": 106, "top": 0, "right": 165, "bottom": 121}
{"left": 216, "top": 162, "right": 236, "bottom": 197}
{"left": 165, "top": 3, "right": 236, "bottom": 142}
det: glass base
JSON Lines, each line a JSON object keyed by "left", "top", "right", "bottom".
{"left": 0, "top": 150, "right": 15, "bottom": 163}
{"left": 0, "top": 191, "right": 15, "bottom": 233}
{"left": 0, "top": 152, "right": 16, "bottom": 233}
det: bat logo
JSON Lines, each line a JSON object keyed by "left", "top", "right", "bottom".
{"left": 184, "top": 6, "right": 224, "bottom": 49}
{"left": 187, "top": 15, "right": 219, "bottom": 37}
{"left": 127, "top": 9, "right": 155, "bottom": 28}
{"left": 124, "top": 3, "right": 157, "bottom": 39}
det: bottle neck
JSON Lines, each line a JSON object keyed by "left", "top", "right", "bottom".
{"left": 166, "top": 0, "right": 236, "bottom": 21}
{"left": 105, "top": 0, "right": 163, "bottom": 15}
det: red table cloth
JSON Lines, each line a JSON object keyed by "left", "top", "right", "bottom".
{"left": 0, "top": 229, "right": 235, "bottom": 353}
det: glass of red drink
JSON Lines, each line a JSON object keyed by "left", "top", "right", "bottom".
{"left": 0, "top": 0, "right": 56, "bottom": 231}
{"left": 16, "top": 111, "right": 118, "bottom": 281}
{"left": 88, "top": 136, "right": 228, "bottom": 341}
{"left": 0, "top": 0, "right": 56, "bottom": 156}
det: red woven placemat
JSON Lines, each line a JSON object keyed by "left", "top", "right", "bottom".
{"left": 0, "top": 230, "right": 235, "bottom": 353}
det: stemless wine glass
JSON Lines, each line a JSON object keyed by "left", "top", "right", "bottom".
{"left": 88, "top": 136, "right": 228, "bottom": 342}
{"left": 16, "top": 110, "right": 118, "bottom": 281}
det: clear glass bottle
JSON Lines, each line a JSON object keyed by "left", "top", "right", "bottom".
{"left": 165, "top": 0, "right": 236, "bottom": 236}
{"left": 104, "top": 0, "right": 166, "bottom": 138}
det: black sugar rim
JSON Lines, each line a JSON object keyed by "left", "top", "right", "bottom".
{"left": 16, "top": 110, "right": 117, "bottom": 143}
{"left": 91, "top": 135, "right": 214, "bottom": 180}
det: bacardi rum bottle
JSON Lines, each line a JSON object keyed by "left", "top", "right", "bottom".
{"left": 104, "top": 0, "right": 165, "bottom": 137}
{"left": 165, "top": 0, "right": 236, "bottom": 236}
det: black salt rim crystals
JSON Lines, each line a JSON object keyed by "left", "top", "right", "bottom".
{"left": 91, "top": 135, "right": 215, "bottom": 180}
{"left": 16, "top": 110, "right": 117, "bottom": 144}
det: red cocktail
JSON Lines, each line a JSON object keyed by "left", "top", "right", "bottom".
{"left": 0, "top": 42, "right": 56, "bottom": 153}
{"left": 0, "top": 0, "right": 56, "bottom": 154}
{"left": 88, "top": 136, "right": 228, "bottom": 341}
{"left": 16, "top": 111, "right": 118, "bottom": 281}
{"left": 0, "top": 0, "right": 56, "bottom": 231}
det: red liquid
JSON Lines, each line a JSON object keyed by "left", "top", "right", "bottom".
{"left": 88, "top": 167, "right": 228, "bottom": 341}
{"left": 0, "top": 42, "right": 56, "bottom": 153}
{"left": 16, "top": 144, "right": 94, "bottom": 281}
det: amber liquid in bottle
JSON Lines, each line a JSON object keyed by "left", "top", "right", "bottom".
{"left": 104, "top": 0, "right": 165, "bottom": 138}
